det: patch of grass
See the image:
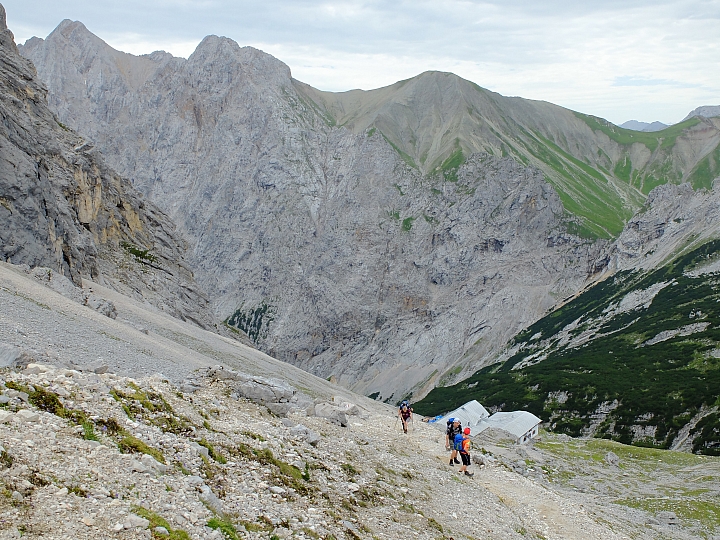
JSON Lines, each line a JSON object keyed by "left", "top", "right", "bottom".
{"left": 121, "top": 241, "right": 158, "bottom": 264}
{"left": 342, "top": 463, "right": 360, "bottom": 477}
{"left": 133, "top": 506, "right": 191, "bottom": 539}
{"left": 67, "top": 484, "right": 88, "bottom": 497}
{"left": 1, "top": 450, "right": 13, "bottom": 469}
{"left": 118, "top": 435, "right": 166, "bottom": 464}
{"left": 687, "top": 143, "right": 720, "bottom": 191}
{"left": 230, "top": 443, "right": 311, "bottom": 494}
{"left": 574, "top": 113, "right": 700, "bottom": 153}
{"left": 380, "top": 132, "right": 418, "bottom": 168}
{"left": 241, "top": 430, "right": 266, "bottom": 441}
{"left": 198, "top": 439, "right": 227, "bottom": 464}
{"left": 9, "top": 383, "right": 101, "bottom": 440}
{"left": 207, "top": 517, "right": 240, "bottom": 540}
{"left": 95, "top": 417, "right": 123, "bottom": 435}
{"left": 427, "top": 517, "right": 443, "bottom": 532}
{"left": 401, "top": 217, "right": 415, "bottom": 232}
{"left": 82, "top": 421, "right": 99, "bottom": 442}
{"left": 614, "top": 497, "right": 720, "bottom": 529}
{"left": 111, "top": 385, "right": 191, "bottom": 434}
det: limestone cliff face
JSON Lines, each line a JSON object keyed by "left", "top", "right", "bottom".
{"left": 19, "top": 20, "right": 606, "bottom": 401}
{"left": 0, "top": 6, "right": 212, "bottom": 328}
{"left": 610, "top": 181, "right": 720, "bottom": 273}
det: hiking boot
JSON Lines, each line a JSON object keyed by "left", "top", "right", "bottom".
{"left": 454, "top": 458, "right": 460, "bottom": 464}
{"left": 449, "top": 459, "right": 454, "bottom": 466}
{"left": 464, "top": 471, "right": 474, "bottom": 478}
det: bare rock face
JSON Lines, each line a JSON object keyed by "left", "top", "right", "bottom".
{"left": 0, "top": 6, "right": 212, "bottom": 328}
{"left": 19, "top": 20, "right": 606, "bottom": 401}
{"left": 610, "top": 182, "right": 720, "bottom": 273}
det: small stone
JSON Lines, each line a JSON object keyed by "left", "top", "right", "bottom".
{"left": 605, "top": 451, "right": 620, "bottom": 466}
{"left": 141, "top": 453, "right": 168, "bottom": 473}
{"left": 112, "top": 523, "right": 124, "bottom": 532}
{"left": 124, "top": 514, "right": 150, "bottom": 529}
{"left": 15, "top": 409, "right": 39, "bottom": 422}
{"left": 269, "top": 486, "right": 286, "bottom": 494}
{"left": 11, "top": 491, "right": 23, "bottom": 502}
{"left": 130, "top": 460, "right": 149, "bottom": 473}
{"left": 0, "top": 411, "right": 12, "bottom": 423}
{"left": 24, "top": 363, "right": 47, "bottom": 375}
{"left": 153, "top": 526, "right": 170, "bottom": 536}
{"left": 341, "top": 520, "right": 359, "bottom": 533}
{"left": 82, "top": 516, "right": 95, "bottom": 526}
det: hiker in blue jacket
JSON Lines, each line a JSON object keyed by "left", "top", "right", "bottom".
{"left": 446, "top": 418, "right": 462, "bottom": 465}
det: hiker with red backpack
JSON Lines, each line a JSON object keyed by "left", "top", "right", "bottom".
{"left": 455, "top": 427, "right": 474, "bottom": 477}
{"left": 446, "top": 418, "right": 462, "bottom": 465}
{"left": 398, "top": 400, "right": 413, "bottom": 434}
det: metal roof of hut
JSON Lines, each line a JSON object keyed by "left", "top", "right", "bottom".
{"left": 429, "top": 401, "right": 541, "bottom": 440}
{"left": 476, "top": 411, "right": 542, "bottom": 439}
{"left": 428, "top": 400, "right": 490, "bottom": 431}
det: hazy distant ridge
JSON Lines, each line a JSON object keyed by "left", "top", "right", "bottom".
{"left": 619, "top": 120, "right": 668, "bottom": 132}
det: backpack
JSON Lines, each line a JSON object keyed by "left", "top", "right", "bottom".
{"left": 453, "top": 432, "right": 464, "bottom": 451}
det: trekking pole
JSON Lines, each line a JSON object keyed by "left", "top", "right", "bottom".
{"left": 394, "top": 416, "right": 399, "bottom": 430}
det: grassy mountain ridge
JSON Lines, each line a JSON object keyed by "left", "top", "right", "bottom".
{"left": 415, "top": 238, "right": 720, "bottom": 454}
{"left": 296, "top": 73, "right": 720, "bottom": 239}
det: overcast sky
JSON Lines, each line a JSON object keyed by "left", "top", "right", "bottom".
{"left": 5, "top": 0, "right": 719, "bottom": 125}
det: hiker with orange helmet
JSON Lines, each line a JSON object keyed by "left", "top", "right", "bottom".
{"left": 457, "top": 427, "right": 474, "bottom": 477}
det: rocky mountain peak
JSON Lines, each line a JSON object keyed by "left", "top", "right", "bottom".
{"left": 683, "top": 105, "right": 720, "bottom": 121}
{"left": 0, "top": 3, "right": 215, "bottom": 327}
{"left": 0, "top": 4, "right": 6, "bottom": 31}
{"left": 189, "top": 35, "right": 292, "bottom": 86}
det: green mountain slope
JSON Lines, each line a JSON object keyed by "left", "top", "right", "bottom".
{"left": 415, "top": 239, "right": 720, "bottom": 455}
{"left": 296, "top": 73, "right": 720, "bottom": 239}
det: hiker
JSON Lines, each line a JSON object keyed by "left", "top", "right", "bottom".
{"left": 398, "top": 400, "right": 413, "bottom": 434}
{"left": 446, "top": 418, "right": 462, "bottom": 465}
{"left": 458, "top": 427, "right": 474, "bottom": 477}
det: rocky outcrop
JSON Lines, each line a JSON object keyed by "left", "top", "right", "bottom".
{"left": 0, "top": 5, "right": 212, "bottom": 327}
{"left": 17, "top": 18, "right": 609, "bottom": 401}
{"left": 609, "top": 181, "right": 720, "bottom": 273}
{"left": 683, "top": 105, "right": 720, "bottom": 121}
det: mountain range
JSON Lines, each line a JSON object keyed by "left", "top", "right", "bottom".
{"left": 619, "top": 120, "right": 668, "bottom": 132}
{"left": 6, "top": 11, "right": 720, "bottom": 436}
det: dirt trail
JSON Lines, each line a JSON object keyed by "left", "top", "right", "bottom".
{"left": 408, "top": 421, "right": 629, "bottom": 540}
